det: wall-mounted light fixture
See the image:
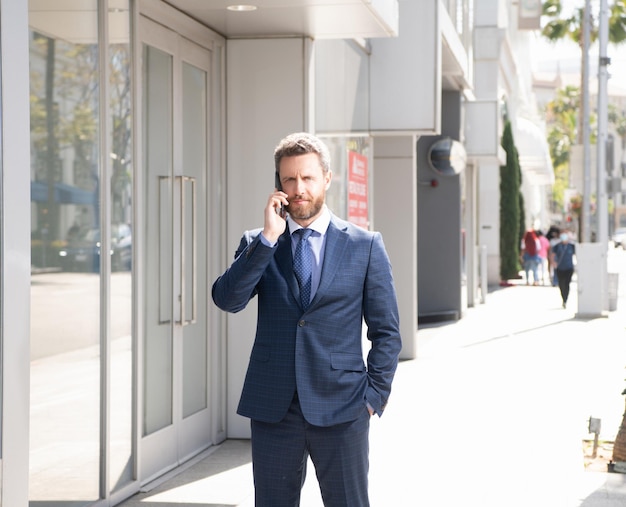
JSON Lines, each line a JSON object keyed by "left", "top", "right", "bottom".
{"left": 428, "top": 137, "right": 466, "bottom": 177}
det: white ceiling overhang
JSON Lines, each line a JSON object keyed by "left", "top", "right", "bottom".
{"left": 30, "top": 0, "right": 472, "bottom": 95}
{"left": 29, "top": 0, "right": 399, "bottom": 43}
{"left": 166, "top": 0, "right": 399, "bottom": 39}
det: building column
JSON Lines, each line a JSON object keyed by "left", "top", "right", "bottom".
{"left": 372, "top": 136, "right": 418, "bottom": 360}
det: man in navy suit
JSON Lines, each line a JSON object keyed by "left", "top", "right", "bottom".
{"left": 212, "top": 132, "right": 402, "bottom": 506}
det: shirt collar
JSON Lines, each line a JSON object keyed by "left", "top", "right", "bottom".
{"left": 288, "top": 205, "right": 331, "bottom": 237}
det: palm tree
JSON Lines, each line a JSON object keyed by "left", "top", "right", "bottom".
{"left": 609, "top": 0, "right": 626, "bottom": 41}
{"left": 545, "top": 86, "right": 580, "bottom": 215}
{"left": 542, "top": 0, "right": 626, "bottom": 143}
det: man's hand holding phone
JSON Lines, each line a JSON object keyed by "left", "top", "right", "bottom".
{"left": 263, "top": 187, "right": 288, "bottom": 244}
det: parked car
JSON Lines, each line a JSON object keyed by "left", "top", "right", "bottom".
{"left": 612, "top": 227, "right": 626, "bottom": 249}
{"left": 59, "top": 224, "right": 131, "bottom": 272}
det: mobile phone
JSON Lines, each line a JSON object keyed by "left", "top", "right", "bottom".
{"left": 275, "top": 172, "right": 285, "bottom": 218}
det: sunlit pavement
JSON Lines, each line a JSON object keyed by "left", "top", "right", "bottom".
{"left": 118, "top": 248, "right": 626, "bottom": 507}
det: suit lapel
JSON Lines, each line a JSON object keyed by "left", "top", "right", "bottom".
{"left": 310, "top": 216, "right": 349, "bottom": 307}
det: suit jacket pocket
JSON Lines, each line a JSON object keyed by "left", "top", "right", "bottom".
{"left": 330, "top": 352, "right": 365, "bottom": 372}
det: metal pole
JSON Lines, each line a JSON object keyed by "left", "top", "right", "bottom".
{"left": 598, "top": 0, "right": 610, "bottom": 309}
{"left": 582, "top": 0, "right": 591, "bottom": 242}
{"left": 576, "top": 0, "right": 605, "bottom": 318}
{"left": 597, "top": 0, "right": 610, "bottom": 246}
{"left": 580, "top": 0, "right": 591, "bottom": 243}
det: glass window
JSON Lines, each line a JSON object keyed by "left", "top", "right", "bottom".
{"left": 182, "top": 61, "right": 208, "bottom": 418}
{"left": 315, "top": 40, "right": 369, "bottom": 134}
{"left": 109, "top": 0, "right": 133, "bottom": 494}
{"left": 142, "top": 43, "right": 174, "bottom": 436}
{"left": 29, "top": 1, "right": 101, "bottom": 502}
{"left": 318, "top": 136, "right": 372, "bottom": 229}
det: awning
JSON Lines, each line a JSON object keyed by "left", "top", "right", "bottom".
{"left": 514, "top": 117, "right": 555, "bottom": 186}
{"left": 31, "top": 181, "right": 96, "bottom": 205}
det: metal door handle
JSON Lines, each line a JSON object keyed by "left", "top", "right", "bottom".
{"left": 178, "top": 175, "right": 197, "bottom": 326}
{"left": 158, "top": 175, "right": 172, "bottom": 325}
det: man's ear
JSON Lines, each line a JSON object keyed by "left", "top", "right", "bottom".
{"left": 324, "top": 170, "right": 332, "bottom": 191}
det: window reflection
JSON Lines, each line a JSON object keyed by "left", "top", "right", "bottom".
{"left": 318, "top": 136, "right": 371, "bottom": 224}
{"left": 109, "top": 1, "right": 133, "bottom": 492}
{"left": 28, "top": 0, "right": 135, "bottom": 503}
{"left": 29, "top": 4, "right": 102, "bottom": 500}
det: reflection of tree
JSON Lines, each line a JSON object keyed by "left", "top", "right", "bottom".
{"left": 110, "top": 45, "right": 132, "bottom": 226}
{"left": 63, "top": 45, "right": 99, "bottom": 194}
{"left": 29, "top": 36, "right": 62, "bottom": 242}
{"left": 30, "top": 32, "right": 100, "bottom": 266}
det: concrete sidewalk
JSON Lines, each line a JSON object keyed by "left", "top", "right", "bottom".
{"left": 119, "top": 259, "right": 626, "bottom": 506}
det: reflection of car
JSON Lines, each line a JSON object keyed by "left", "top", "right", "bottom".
{"left": 112, "top": 223, "right": 132, "bottom": 271}
{"left": 612, "top": 228, "right": 626, "bottom": 249}
{"left": 59, "top": 224, "right": 131, "bottom": 272}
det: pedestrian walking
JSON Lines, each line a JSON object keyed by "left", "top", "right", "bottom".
{"left": 521, "top": 228, "right": 541, "bottom": 285}
{"left": 547, "top": 226, "right": 561, "bottom": 286}
{"left": 536, "top": 229, "right": 550, "bottom": 285}
{"left": 550, "top": 230, "right": 576, "bottom": 308}
{"left": 212, "top": 132, "right": 402, "bottom": 507}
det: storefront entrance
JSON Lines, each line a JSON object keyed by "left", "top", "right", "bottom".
{"left": 138, "top": 11, "right": 221, "bottom": 484}
{"left": 27, "top": 2, "right": 225, "bottom": 504}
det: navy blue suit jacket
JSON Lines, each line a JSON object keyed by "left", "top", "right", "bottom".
{"left": 212, "top": 213, "right": 402, "bottom": 427}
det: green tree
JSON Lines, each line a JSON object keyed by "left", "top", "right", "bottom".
{"left": 542, "top": 0, "right": 626, "bottom": 142}
{"left": 500, "top": 121, "right": 522, "bottom": 281}
{"left": 608, "top": 103, "right": 626, "bottom": 161}
{"left": 608, "top": 104, "right": 626, "bottom": 228}
{"left": 544, "top": 85, "right": 579, "bottom": 211}
{"left": 517, "top": 140, "right": 526, "bottom": 249}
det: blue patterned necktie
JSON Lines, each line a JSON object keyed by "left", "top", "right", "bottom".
{"left": 293, "top": 228, "right": 313, "bottom": 310}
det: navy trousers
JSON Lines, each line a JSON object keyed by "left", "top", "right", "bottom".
{"left": 250, "top": 393, "right": 370, "bottom": 507}
{"left": 556, "top": 268, "right": 574, "bottom": 304}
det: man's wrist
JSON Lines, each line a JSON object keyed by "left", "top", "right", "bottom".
{"left": 259, "top": 232, "right": 278, "bottom": 248}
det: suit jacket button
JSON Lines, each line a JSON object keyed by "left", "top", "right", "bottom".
{"left": 298, "top": 320, "right": 305, "bottom": 327}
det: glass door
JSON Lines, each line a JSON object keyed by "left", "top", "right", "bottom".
{"left": 140, "top": 15, "right": 212, "bottom": 482}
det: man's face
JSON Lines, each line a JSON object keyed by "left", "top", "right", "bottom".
{"left": 277, "top": 153, "right": 332, "bottom": 227}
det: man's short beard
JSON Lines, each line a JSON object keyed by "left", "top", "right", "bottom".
{"left": 287, "top": 195, "right": 324, "bottom": 221}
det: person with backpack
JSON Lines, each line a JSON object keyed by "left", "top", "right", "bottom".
{"left": 520, "top": 228, "right": 541, "bottom": 285}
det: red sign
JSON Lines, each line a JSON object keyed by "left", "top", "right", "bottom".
{"left": 347, "top": 151, "right": 368, "bottom": 229}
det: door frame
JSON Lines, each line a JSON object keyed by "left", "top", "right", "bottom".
{"left": 135, "top": 0, "right": 227, "bottom": 486}
{"left": 1, "top": 1, "right": 31, "bottom": 505}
